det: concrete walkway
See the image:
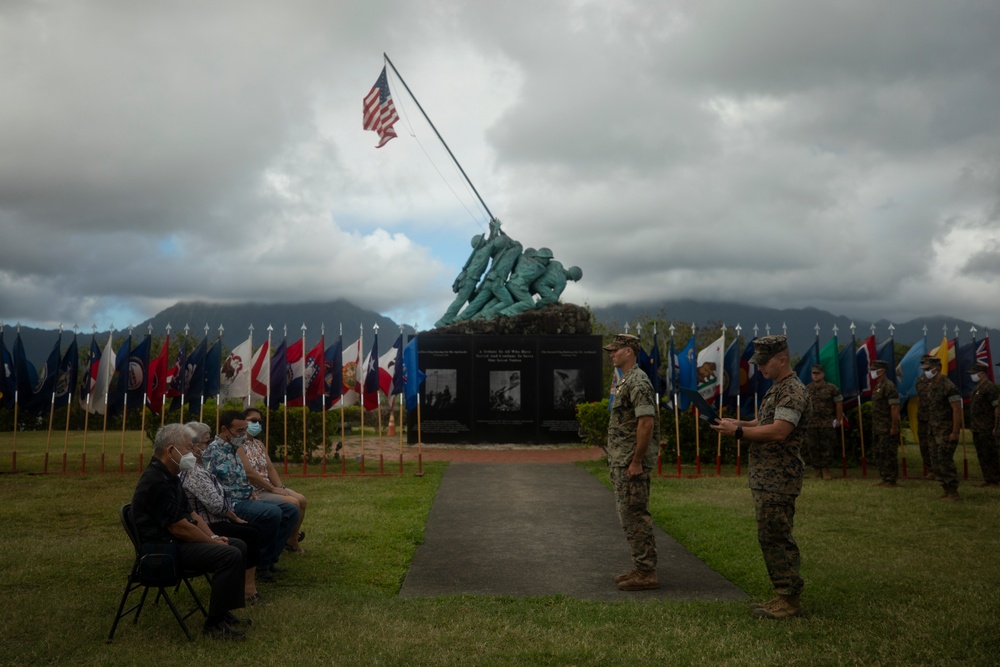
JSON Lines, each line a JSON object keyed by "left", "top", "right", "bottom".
{"left": 400, "top": 463, "right": 747, "bottom": 602}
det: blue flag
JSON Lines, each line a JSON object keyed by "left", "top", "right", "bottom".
{"left": 389, "top": 334, "right": 405, "bottom": 396}
{"left": 723, "top": 339, "right": 740, "bottom": 411}
{"left": 12, "top": 333, "right": 38, "bottom": 409}
{"left": 23, "top": 335, "right": 61, "bottom": 414}
{"left": 677, "top": 336, "right": 697, "bottom": 410}
{"left": 794, "top": 340, "right": 820, "bottom": 386}
{"left": 268, "top": 338, "right": 287, "bottom": 410}
{"left": 203, "top": 338, "right": 222, "bottom": 399}
{"left": 79, "top": 335, "right": 101, "bottom": 409}
{"left": 877, "top": 337, "right": 896, "bottom": 384}
{"left": 402, "top": 337, "right": 425, "bottom": 411}
{"left": 955, "top": 339, "right": 977, "bottom": 399}
{"left": 838, "top": 337, "right": 860, "bottom": 402}
{"left": 897, "top": 338, "right": 927, "bottom": 404}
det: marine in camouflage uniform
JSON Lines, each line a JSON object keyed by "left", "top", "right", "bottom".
{"left": 605, "top": 333, "right": 660, "bottom": 591}
{"left": 711, "top": 335, "right": 810, "bottom": 619}
{"left": 924, "top": 357, "right": 963, "bottom": 500}
{"left": 914, "top": 356, "right": 936, "bottom": 479}
{"left": 805, "top": 364, "right": 843, "bottom": 479}
{"left": 967, "top": 362, "right": 1000, "bottom": 486}
{"left": 869, "top": 359, "right": 900, "bottom": 485}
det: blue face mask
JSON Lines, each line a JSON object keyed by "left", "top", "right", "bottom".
{"left": 247, "top": 421, "right": 263, "bottom": 437}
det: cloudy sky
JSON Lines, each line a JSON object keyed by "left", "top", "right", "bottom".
{"left": 2, "top": 0, "right": 999, "bottom": 334}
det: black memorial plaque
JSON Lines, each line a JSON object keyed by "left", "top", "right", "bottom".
{"left": 408, "top": 334, "right": 603, "bottom": 444}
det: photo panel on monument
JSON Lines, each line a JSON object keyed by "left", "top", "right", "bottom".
{"left": 412, "top": 335, "right": 473, "bottom": 444}
{"left": 472, "top": 336, "right": 538, "bottom": 443}
{"left": 537, "top": 335, "right": 604, "bottom": 443}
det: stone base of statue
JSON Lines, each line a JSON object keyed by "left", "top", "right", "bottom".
{"left": 430, "top": 303, "right": 593, "bottom": 336}
{"left": 410, "top": 304, "right": 601, "bottom": 444}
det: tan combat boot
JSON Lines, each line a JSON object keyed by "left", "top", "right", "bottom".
{"left": 614, "top": 569, "right": 638, "bottom": 585}
{"left": 822, "top": 468, "right": 832, "bottom": 481}
{"left": 938, "top": 489, "right": 961, "bottom": 502}
{"left": 752, "top": 594, "right": 803, "bottom": 619}
{"left": 617, "top": 569, "right": 659, "bottom": 591}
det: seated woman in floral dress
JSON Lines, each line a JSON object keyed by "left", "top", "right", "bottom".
{"left": 238, "top": 408, "right": 308, "bottom": 555}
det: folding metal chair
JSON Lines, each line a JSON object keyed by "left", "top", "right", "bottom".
{"left": 106, "top": 503, "right": 209, "bottom": 642}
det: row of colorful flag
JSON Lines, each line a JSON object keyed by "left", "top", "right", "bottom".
{"left": 623, "top": 326, "right": 994, "bottom": 418}
{"left": 0, "top": 326, "right": 427, "bottom": 418}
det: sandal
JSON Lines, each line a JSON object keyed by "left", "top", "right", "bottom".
{"left": 298, "top": 531, "right": 306, "bottom": 543}
{"left": 246, "top": 593, "right": 266, "bottom": 606}
{"left": 285, "top": 544, "right": 306, "bottom": 555}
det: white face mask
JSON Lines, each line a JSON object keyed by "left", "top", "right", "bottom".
{"left": 970, "top": 373, "right": 982, "bottom": 383}
{"left": 869, "top": 370, "right": 880, "bottom": 379}
{"left": 172, "top": 448, "right": 197, "bottom": 472}
{"left": 923, "top": 370, "right": 935, "bottom": 379}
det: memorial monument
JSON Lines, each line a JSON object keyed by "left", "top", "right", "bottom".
{"left": 413, "top": 220, "right": 601, "bottom": 444}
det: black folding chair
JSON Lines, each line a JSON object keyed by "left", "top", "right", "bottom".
{"left": 106, "top": 503, "right": 209, "bottom": 642}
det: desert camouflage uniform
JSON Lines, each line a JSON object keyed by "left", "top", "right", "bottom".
{"left": 805, "top": 381, "right": 842, "bottom": 469}
{"left": 926, "top": 376, "right": 962, "bottom": 492}
{"left": 870, "top": 378, "right": 900, "bottom": 483}
{"left": 607, "top": 364, "right": 659, "bottom": 573}
{"left": 749, "top": 373, "right": 811, "bottom": 597}
{"left": 914, "top": 374, "right": 934, "bottom": 473}
{"left": 969, "top": 379, "right": 1000, "bottom": 484}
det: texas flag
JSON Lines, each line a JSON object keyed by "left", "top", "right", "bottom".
{"left": 378, "top": 334, "right": 403, "bottom": 397}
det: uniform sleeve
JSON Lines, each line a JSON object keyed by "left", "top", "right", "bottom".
{"left": 887, "top": 383, "right": 900, "bottom": 405}
{"left": 627, "top": 374, "right": 657, "bottom": 419}
{"left": 947, "top": 384, "right": 962, "bottom": 403}
{"left": 773, "top": 384, "right": 807, "bottom": 426}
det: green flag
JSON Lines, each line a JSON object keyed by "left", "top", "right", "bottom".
{"left": 819, "top": 336, "right": 841, "bottom": 389}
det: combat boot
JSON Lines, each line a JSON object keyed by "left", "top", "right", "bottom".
{"left": 938, "top": 489, "right": 961, "bottom": 502}
{"left": 617, "top": 569, "right": 659, "bottom": 591}
{"left": 614, "top": 569, "right": 638, "bottom": 585}
{"left": 822, "top": 468, "right": 832, "bottom": 481}
{"left": 748, "top": 596, "right": 780, "bottom": 612}
{"left": 752, "top": 594, "right": 803, "bottom": 619}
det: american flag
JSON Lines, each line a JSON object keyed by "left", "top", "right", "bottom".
{"left": 363, "top": 66, "right": 399, "bottom": 148}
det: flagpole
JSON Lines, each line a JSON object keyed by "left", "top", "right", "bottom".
{"left": 61, "top": 326, "right": 77, "bottom": 474}
{"left": 359, "top": 324, "right": 366, "bottom": 475}
{"left": 81, "top": 324, "right": 97, "bottom": 474}
{"left": 372, "top": 323, "right": 384, "bottom": 475}
{"left": 735, "top": 324, "right": 743, "bottom": 478}
{"left": 415, "top": 392, "right": 424, "bottom": 477}
{"left": 138, "top": 325, "right": 151, "bottom": 471}
{"left": 692, "top": 323, "right": 701, "bottom": 477}
{"left": 669, "top": 324, "right": 681, "bottom": 478}
{"left": 320, "top": 324, "right": 327, "bottom": 477}
{"left": 955, "top": 324, "right": 969, "bottom": 480}
{"left": 118, "top": 325, "right": 135, "bottom": 474}
{"left": 160, "top": 324, "right": 171, "bottom": 431}
{"left": 301, "top": 324, "right": 308, "bottom": 477}
{"left": 100, "top": 327, "right": 115, "bottom": 474}
{"left": 715, "top": 324, "right": 726, "bottom": 477}
{"left": 281, "top": 325, "right": 289, "bottom": 476}
{"left": 653, "top": 324, "right": 663, "bottom": 477}
{"left": 398, "top": 327, "right": 405, "bottom": 475}
{"left": 43, "top": 325, "right": 64, "bottom": 474}
{"left": 339, "top": 324, "right": 346, "bottom": 476}
{"left": 382, "top": 53, "right": 497, "bottom": 224}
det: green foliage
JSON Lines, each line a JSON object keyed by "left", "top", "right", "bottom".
{"left": 575, "top": 400, "right": 609, "bottom": 446}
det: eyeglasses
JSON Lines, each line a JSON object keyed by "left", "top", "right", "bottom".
{"left": 247, "top": 418, "right": 261, "bottom": 423}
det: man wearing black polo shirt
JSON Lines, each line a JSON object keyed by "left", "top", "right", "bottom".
{"left": 131, "top": 423, "right": 250, "bottom": 639}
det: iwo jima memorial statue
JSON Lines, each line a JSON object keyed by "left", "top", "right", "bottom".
{"left": 365, "top": 55, "right": 605, "bottom": 444}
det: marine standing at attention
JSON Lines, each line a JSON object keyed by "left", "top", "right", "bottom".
{"left": 805, "top": 364, "right": 843, "bottom": 480}
{"left": 605, "top": 333, "right": 660, "bottom": 592}
{"left": 870, "top": 360, "right": 901, "bottom": 487}
{"left": 711, "top": 335, "right": 811, "bottom": 619}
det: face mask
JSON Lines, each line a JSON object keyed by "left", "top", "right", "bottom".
{"left": 247, "top": 422, "right": 263, "bottom": 437}
{"left": 230, "top": 433, "right": 247, "bottom": 447}
{"left": 970, "top": 373, "right": 982, "bottom": 383}
{"left": 172, "top": 447, "right": 197, "bottom": 472}
{"left": 869, "top": 370, "right": 880, "bottom": 379}
{"left": 923, "top": 370, "right": 935, "bottom": 379}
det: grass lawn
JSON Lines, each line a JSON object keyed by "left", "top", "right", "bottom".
{"left": 1, "top": 433, "right": 999, "bottom": 666}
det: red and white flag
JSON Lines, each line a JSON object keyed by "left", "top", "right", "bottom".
{"left": 249, "top": 339, "right": 271, "bottom": 403}
{"left": 220, "top": 335, "right": 253, "bottom": 402}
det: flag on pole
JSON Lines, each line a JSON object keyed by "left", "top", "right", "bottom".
{"left": 897, "top": 338, "right": 927, "bottom": 404}
{"left": 677, "top": 336, "right": 697, "bottom": 409}
{"left": 147, "top": 336, "right": 170, "bottom": 413}
{"left": 304, "top": 339, "right": 326, "bottom": 406}
{"left": 309, "top": 337, "right": 343, "bottom": 411}
{"left": 379, "top": 334, "right": 404, "bottom": 396}
{"left": 954, "top": 339, "right": 977, "bottom": 399}
{"left": 268, "top": 338, "right": 287, "bottom": 411}
{"left": 54, "top": 335, "right": 79, "bottom": 408}
{"left": 723, "top": 339, "right": 740, "bottom": 411}
{"left": 975, "top": 337, "right": 994, "bottom": 383}
{"left": 106, "top": 333, "right": 132, "bottom": 416}
{"left": 249, "top": 339, "right": 270, "bottom": 403}
{"left": 175, "top": 336, "right": 208, "bottom": 410}
{"left": 220, "top": 335, "right": 253, "bottom": 402}
{"left": 794, "top": 340, "right": 820, "bottom": 386}
{"left": 284, "top": 339, "right": 305, "bottom": 407}
{"left": 121, "top": 335, "right": 151, "bottom": 407}
{"left": 334, "top": 336, "right": 362, "bottom": 408}
{"left": 363, "top": 66, "right": 399, "bottom": 148}
{"left": 0, "top": 330, "right": 15, "bottom": 410}
{"left": 695, "top": 335, "right": 726, "bottom": 403}
{"left": 838, "top": 337, "right": 860, "bottom": 402}
{"left": 24, "top": 334, "right": 61, "bottom": 414}
{"left": 402, "top": 337, "right": 425, "bottom": 411}
{"left": 857, "top": 335, "right": 877, "bottom": 400}
{"left": 203, "top": 338, "right": 222, "bottom": 401}
{"left": 819, "top": 336, "right": 841, "bottom": 389}
{"left": 79, "top": 335, "right": 102, "bottom": 410}
{"left": 12, "top": 333, "right": 39, "bottom": 408}
{"left": 89, "top": 334, "right": 117, "bottom": 415}
{"left": 876, "top": 337, "right": 896, "bottom": 385}
{"left": 362, "top": 335, "right": 380, "bottom": 411}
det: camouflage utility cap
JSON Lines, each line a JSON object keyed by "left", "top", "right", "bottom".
{"left": 604, "top": 333, "right": 640, "bottom": 351}
{"left": 871, "top": 359, "right": 889, "bottom": 370}
{"left": 968, "top": 362, "right": 989, "bottom": 373}
{"left": 750, "top": 335, "right": 788, "bottom": 364}
{"left": 920, "top": 355, "right": 936, "bottom": 368}
{"left": 925, "top": 357, "right": 942, "bottom": 368}
{"left": 811, "top": 364, "right": 824, "bottom": 373}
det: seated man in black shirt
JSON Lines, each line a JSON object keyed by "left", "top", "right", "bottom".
{"left": 131, "top": 423, "right": 250, "bottom": 639}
